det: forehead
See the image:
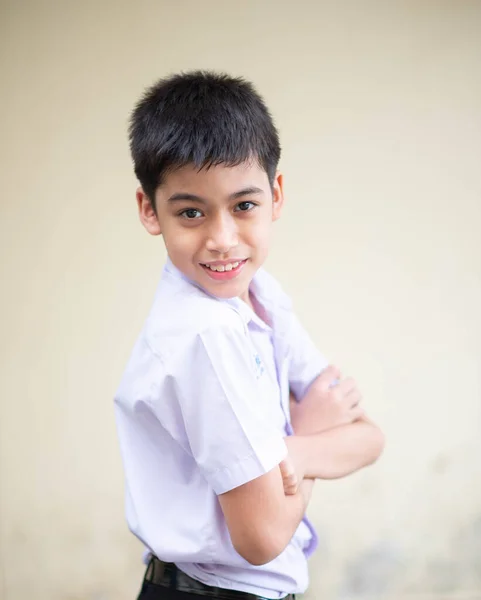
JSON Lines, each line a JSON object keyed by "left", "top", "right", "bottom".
{"left": 157, "top": 161, "right": 270, "bottom": 199}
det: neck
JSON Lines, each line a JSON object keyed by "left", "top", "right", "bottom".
{"left": 239, "top": 288, "right": 253, "bottom": 310}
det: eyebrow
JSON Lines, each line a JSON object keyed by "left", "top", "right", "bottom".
{"left": 167, "top": 186, "right": 264, "bottom": 204}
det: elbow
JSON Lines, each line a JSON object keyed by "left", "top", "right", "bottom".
{"left": 233, "top": 531, "right": 285, "bottom": 566}
{"left": 237, "top": 549, "right": 274, "bottom": 567}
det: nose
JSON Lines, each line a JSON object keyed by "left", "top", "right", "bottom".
{"left": 205, "top": 213, "right": 238, "bottom": 254}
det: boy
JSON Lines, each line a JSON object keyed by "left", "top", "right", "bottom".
{"left": 114, "top": 71, "right": 384, "bottom": 600}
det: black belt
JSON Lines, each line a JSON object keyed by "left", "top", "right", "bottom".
{"left": 141, "top": 555, "right": 296, "bottom": 600}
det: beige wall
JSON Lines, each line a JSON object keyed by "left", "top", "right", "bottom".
{"left": 1, "top": 1, "right": 480, "bottom": 599}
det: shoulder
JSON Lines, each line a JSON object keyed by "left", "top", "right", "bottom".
{"left": 144, "top": 284, "right": 247, "bottom": 363}
{"left": 115, "top": 293, "right": 248, "bottom": 406}
{"left": 253, "top": 268, "right": 293, "bottom": 311}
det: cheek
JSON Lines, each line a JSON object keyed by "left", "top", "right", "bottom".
{"left": 244, "top": 218, "right": 272, "bottom": 248}
{"left": 163, "top": 226, "right": 198, "bottom": 257}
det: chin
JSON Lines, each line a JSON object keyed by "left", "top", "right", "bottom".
{"left": 205, "top": 282, "right": 242, "bottom": 300}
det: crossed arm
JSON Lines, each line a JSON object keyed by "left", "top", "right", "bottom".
{"left": 283, "top": 366, "right": 384, "bottom": 485}
{"left": 218, "top": 366, "right": 385, "bottom": 566}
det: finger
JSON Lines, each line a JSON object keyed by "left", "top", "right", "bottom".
{"left": 349, "top": 406, "right": 365, "bottom": 422}
{"left": 282, "top": 471, "right": 297, "bottom": 486}
{"left": 317, "top": 365, "right": 341, "bottom": 391}
{"left": 284, "top": 483, "right": 298, "bottom": 496}
{"left": 337, "top": 377, "right": 356, "bottom": 396}
{"left": 280, "top": 458, "right": 298, "bottom": 482}
{"left": 279, "top": 456, "right": 294, "bottom": 471}
{"left": 282, "top": 471, "right": 298, "bottom": 494}
{"left": 328, "top": 378, "right": 341, "bottom": 389}
{"left": 284, "top": 479, "right": 298, "bottom": 495}
{"left": 342, "top": 387, "right": 362, "bottom": 408}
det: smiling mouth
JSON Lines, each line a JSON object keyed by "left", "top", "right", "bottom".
{"left": 201, "top": 260, "right": 245, "bottom": 272}
{"left": 200, "top": 259, "right": 248, "bottom": 280}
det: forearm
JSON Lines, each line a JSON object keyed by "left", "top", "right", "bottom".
{"left": 291, "top": 421, "right": 385, "bottom": 480}
{"left": 220, "top": 467, "right": 315, "bottom": 565}
{"left": 260, "top": 474, "right": 315, "bottom": 560}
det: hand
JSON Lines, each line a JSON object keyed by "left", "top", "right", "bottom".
{"left": 279, "top": 436, "right": 309, "bottom": 496}
{"left": 290, "top": 365, "right": 364, "bottom": 435}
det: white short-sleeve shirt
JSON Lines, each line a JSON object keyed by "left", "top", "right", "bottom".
{"left": 114, "top": 260, "right": 328, "bottom": 599}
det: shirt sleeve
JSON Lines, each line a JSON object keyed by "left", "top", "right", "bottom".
{"left": 287, "top": 312, "right": 330, "bottom": 402}
{"left": 154, "top": 322, "right": 287, "bottom": 495}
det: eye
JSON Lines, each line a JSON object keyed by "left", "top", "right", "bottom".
{"left": 234, "top": 201, "right": 256, "bottom": 212}
{"left": 179, "top": 208, "right": 203, "bottom": 219}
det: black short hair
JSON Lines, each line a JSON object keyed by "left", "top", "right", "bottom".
{"left": 129, "top": 70, "right": 281, "bottom": 203}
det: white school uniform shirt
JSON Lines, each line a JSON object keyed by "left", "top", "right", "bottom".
{"left": 114, "top": 259, "right": 328, "bottom": 599}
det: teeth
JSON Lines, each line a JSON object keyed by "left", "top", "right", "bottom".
{"left": 205, "top": 261, "right": 241, "bottom": 272}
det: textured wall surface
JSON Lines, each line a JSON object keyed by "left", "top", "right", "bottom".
{"left": 1, "top": 1, "right": 480, "bottom": 599}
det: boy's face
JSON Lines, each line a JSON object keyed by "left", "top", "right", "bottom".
{"left": 137, "top": 161, "right": 284, "bottom": 302}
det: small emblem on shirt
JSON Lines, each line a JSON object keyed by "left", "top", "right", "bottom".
{"left": 254, "top": 354, "right": 265, "bottom": 379}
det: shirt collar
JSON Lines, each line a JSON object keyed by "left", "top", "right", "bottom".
{"left": 162, "top": 258, "right": 273, "bottom": 329}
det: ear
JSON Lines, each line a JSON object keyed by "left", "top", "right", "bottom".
{"left": 137, "top": 187, "right": 162, "bottom": 236}
{"left": 271, "top": 172, "right": 285, "bottom": 222}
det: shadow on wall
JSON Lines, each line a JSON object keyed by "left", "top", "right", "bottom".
{"left": 337, "top": 515, "right": 481, "bottom": 598}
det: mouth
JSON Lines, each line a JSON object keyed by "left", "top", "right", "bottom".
{"left": 200, "top": 259, "right": 248, "bottom": 281}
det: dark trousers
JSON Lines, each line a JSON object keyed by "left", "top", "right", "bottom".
{"left": 137, "top": 557, "right": 295, "bottom": 600}
{"left": 138, "top": 581, "right": 209, "bottom": 599}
